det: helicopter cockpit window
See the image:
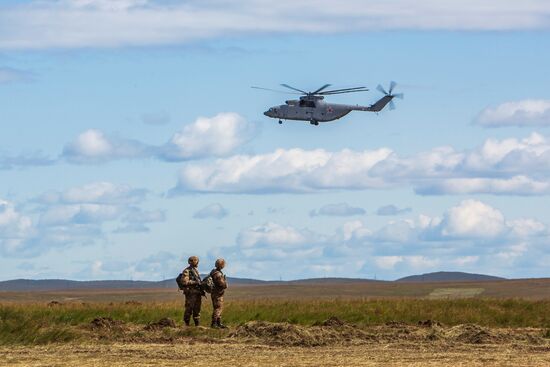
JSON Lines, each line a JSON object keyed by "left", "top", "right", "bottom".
{"left": 299, "top": 100, "right": 315, "bottom": 108}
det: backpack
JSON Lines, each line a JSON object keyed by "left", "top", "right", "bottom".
{"left": 176, "top": 272, "right": 185, "bottom": 290}
{"left": 201, "top": 275, "right": 214, "bottom": 293}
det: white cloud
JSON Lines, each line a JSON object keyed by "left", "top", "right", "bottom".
{"left": 193, "top": 203, "right": 228, "bottom": 219}
{"left": 375, "top": 256, "right": 403, "bottom": 270}
{"left": 62, "top": 129, "right": 150, "bottom": 163}
{"left": 436, "top": 199, "right": 507, "bottom": 239}
{"left": 38, "top": 181, "right": 147, "bottom": 205}
{"left": 173, "top": 148, "right": 393, "bottom": 194}
{"left": 0, "top": 199, "right": 33, "bottom": 238}
{"left": 1, "top": 182, "right": 164, "bottom": 257}
{"left": 62, "top": 113, "right": 254, "bottom": 163}
{"left": 204, "top": 199, "right": 549, "bottom": 279}
{"left": 1, "top": 1, "right": 550, "bottom": 49}
{"left": 39, "top": 204, "right": 118, "bottom": 225}
{"left": 476, "top": 100, "right": 550, "bottom": 127}
{"left": 236, "top": 222, "right": 320, "bottom": 248}
{"left": 161, "top": 113, "right": 255, "bottom": 161}
{"left": 310, "top": 203, "right": 366, "bottom": 217}
{"left": 173, "top": 133, "right": 550, "bottom": 196}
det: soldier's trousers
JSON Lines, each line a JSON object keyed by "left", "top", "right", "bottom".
{"left": 184, "top": 292, "right": 202, "bottom": 324}
{"left": 211, "top": 293, "right": 224, "bottom": 321}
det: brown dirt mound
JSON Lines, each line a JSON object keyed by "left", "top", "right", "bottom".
{"left": 230, "top": 321, "right": 374, "bottom": 346}
{"left": 144, "top": 318, "right": 177, "bottom": 331}
{"left": 443, "top": 324, "right": 496, "bottom": 344}
{"left": 320, "top": 316, "right": 346, "bottom": 327}
{"left": 90, "top": 317, "right": 125, "bottom": 330}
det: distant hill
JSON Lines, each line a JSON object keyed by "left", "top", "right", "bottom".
{"left": 0, "top": 272, "right": 507, "bottom": 291}
{"left": 396, "top": 271, "right": 505, "bottom": 282}
{"left": 0, "top": 277, "right": 268, "bottom": 292}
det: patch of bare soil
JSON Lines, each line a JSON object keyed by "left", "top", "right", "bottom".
{"left": 229, "top": 318, "right": 548, "bottom": 348}
{"left": 2, "top": 341, "right": 549, "bottom": 367}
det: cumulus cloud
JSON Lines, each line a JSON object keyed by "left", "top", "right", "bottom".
{"left": 160, "top": 113, "right": 256, "bottom": 161}
{"left": 1, "top": 1, "right": 550, "bottom": 49}
{"left": 310, "top": 203, "right": 366, "bottom": 217}
{"left": 376, "top": 205, "right": 412, "bottom": 216}
{"left": 0, "top": 199, "right": 35, "bottom": 256}
{"left": 1, "top": 182, "right": 164, "bottom": 257}
{"left": 74, "top": 251, "right": 182, "bottom": 280}
{"left": 62, "top": 113, "right": 255, "bottom": 163}
{"left": 204, "top": 199, "right": 549, "bottom": 279}
{"left": 435, "top": 200, "right": 506, "bottom": 239}
{"left": 62, "top": 129, "right": 150, "bottom": 163}
{"left": 193, "top": 203, "right": 228, "bottom": 219}
{"left": 476, "top": 100, "right": 550, "bottom": 127}
{"left": 173, "top": 148, "right": 393, "bottom": 194}
{"left": 172, "top": 133, "right": 550, "bottom": 196}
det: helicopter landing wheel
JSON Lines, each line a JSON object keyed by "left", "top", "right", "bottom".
{"left": 310, "top": 120, "right": 319, "bottom": 126}
{"left": 278, "top": 120, "right": 282, "bottom": 124}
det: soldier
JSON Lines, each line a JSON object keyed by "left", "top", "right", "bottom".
{"left": 210, "top": 258, "right": 228, "bottom": 329}
{"left": 181, "top": 255, "right": 204, "bottom": 326}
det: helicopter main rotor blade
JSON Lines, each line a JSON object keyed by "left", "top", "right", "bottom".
{"left": 389, "top": 81, "right": 397, "bottom": 94}
{"left": 251, "top": 86, "right": 301, "bottom": 94}
{"left": 320, "top": 86, "right": 368, "bottom": 94}
{"left": 321, "top": 89, "right": 370, "bottom": 95}
{"left": 389, "top": 100, "right": 396, "bottom": 110}
{"left": 280, "top": 84, "right": 308, "bottom": 94}
{"left": 376, "top": 84, "right": 388, "bottom": 95}
{"left": 311, "top": 84, "right": 332, "bottom": 94}
{"left": 392, "top": 93, "right": 404, "bottom": 99}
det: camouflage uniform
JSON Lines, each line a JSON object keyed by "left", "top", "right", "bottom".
{"left": 182, "top": 265, "right": 203, "bottom": 326}
{"left": 210, "top": 268, "right": 228, "bottom": 328}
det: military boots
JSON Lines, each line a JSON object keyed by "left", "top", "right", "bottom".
{"left": 212, "top": 318, "right": 227, "bottom": 329}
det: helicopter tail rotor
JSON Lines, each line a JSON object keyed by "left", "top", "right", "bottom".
{"left": 376, "top": 81, "right": 403, "bottom": 110}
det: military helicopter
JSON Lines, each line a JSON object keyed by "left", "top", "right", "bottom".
{"left": 253, "top": 82, "right": 403, "bottom": 125}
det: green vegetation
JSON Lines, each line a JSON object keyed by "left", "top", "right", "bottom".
{"left": 1, "top": 298, "right": 548, "bottom": 345}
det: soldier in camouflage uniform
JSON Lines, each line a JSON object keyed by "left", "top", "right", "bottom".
{"left": 181, "top": 256, "right": 204, "bottom": 326}
{"left": 210, "top": 258, "right": 228, "bottom": 329}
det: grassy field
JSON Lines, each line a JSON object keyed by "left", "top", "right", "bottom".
{"left": 1, "top": 298, "right": 549, "bottom": 345}
{"left": 2, "top": 281, "right": 550, "bottom": 366}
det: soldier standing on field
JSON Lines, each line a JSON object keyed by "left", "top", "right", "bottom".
{"left": 210, "top": 258, "right": 228, "bottom": 329}
{"left": 182, "top": 256, "right": 204, "bottom": 326}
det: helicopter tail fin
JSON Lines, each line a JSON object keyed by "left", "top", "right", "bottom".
{"left": 367, "top": 95, "right": 393, "bottom": 112}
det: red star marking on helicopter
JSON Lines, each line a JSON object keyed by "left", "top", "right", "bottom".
{"left": 327, "top": 106, "right": 333, "bottom": 113}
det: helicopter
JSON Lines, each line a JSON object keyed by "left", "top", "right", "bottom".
{"left": 253, "top": 82, "right": 403, "bottom": 125}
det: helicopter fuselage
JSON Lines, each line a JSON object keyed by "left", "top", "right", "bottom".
{"left": 263, "top": 95, "right": 393, "bottom": 124}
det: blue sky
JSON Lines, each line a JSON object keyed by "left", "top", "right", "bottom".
{"left": 1, "top": 0, "right": 550, "bottom": 281}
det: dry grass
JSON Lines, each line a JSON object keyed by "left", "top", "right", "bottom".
{"left": 1, "top": 298, "right": 549, "bottom": 345}
{"left": 1, "top": 283, "right": 550, "bottom": 366}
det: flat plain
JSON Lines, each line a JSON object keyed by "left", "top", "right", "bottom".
{"left": 1, "top": 278, "right": 549, "bottom": 366}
